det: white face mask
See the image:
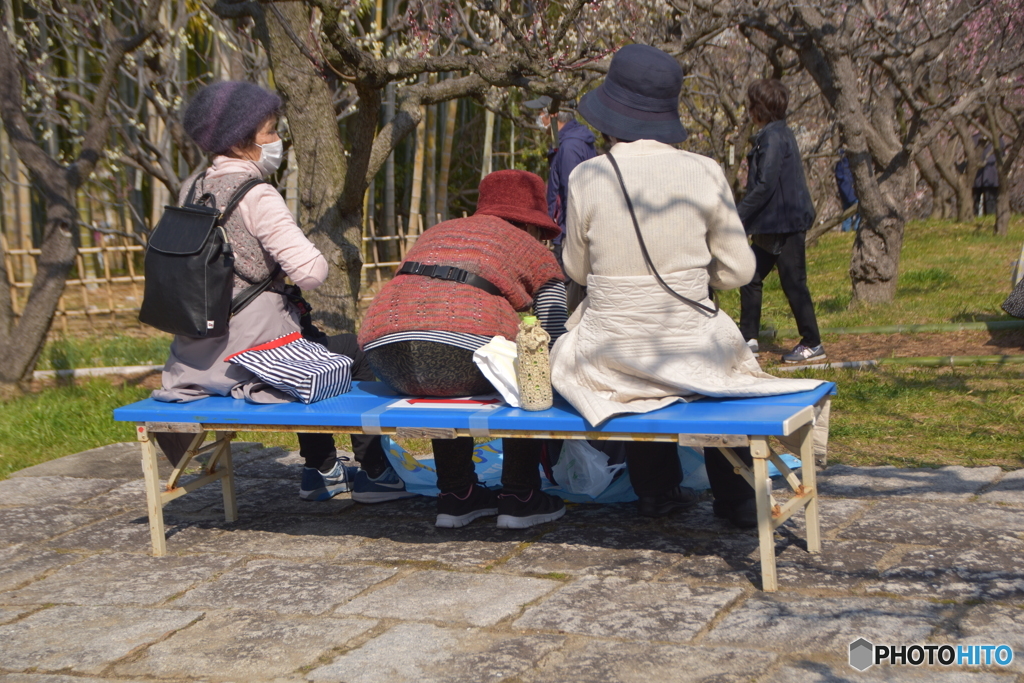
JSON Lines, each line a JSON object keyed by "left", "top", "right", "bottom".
{"left": 535, "top": 114, "right": 548, "bottom": 130}
{"left": 255, "top": 139, "right": 284, "bottom": 176}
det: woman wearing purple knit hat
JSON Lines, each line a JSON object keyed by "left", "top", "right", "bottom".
{"left": 151, "top": 81, "right": 411, "bottom": 505}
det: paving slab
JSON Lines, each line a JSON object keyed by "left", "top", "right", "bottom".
{"left": 338, "top": 569, "right": 559, "bottom": 626}
{"left": 0, "top": 552, "right": 240, "bottom": 606}
{"left": 44, "top": 511, "right": 211, "bottom": 553}
{"left": 770, "top": 663, "right": 1017, "bottom": 682}
{"left": 183, "top": 516, "right": 372, "bottom": 559}
{"left": 659, "top": 537, "right": 761, "bottom": 585}
{"left": 764, "top": 498, "right": 872, "bottom": 536}
{"left": 818, "top": 465, "right": 1001, "bottom": 500}
{"left": 115, "top": 609, "right": 376, "bottom": 680}
{"left": 517, "top": 639, "right": 777, "bottom": 683}
{"left": 499, "top": 524, "right": 698, "bottom": 580}
{"left": 307, "top": 622, "right": 564, "bottom": 683}
{"left": 514, "top": 575, "right": 742, "bottom": 641}
{"left": 0, "top": 605, "right": 202, "bottom": 674}
{"left": 0, "top": 545, "right": 83, "bottom": 592}
{"left": 0, "top": 476, "right": 121, "bottom": 506}
{"left": 0, "top": 676, "right": 158, "bottom": 683}
{"left": 175, "top": 559, "right": 397, "bottom": 614}
{"left": 837, "top": 501, "right": 1024, "bottom": 545}
{"left": 6, "top": 442, "right": 157, "bottom": 480}
{"left": 703, "top": 595, "right": 949, "bottom": 654}
{"left": 0, "top": 606, "right": 32, "bottom": 625}
{"left": 337, "top": 520, "right": 520, "bottom": 569}
{"left": 863, "top": 542, "right": 1024, "bottom": 601}
{"left": 769, "top": 540, "right": 892, "bottom": 591}
{"left": 0, "top": 504, "right": 110, "bottom": 546}
{"left": 942, "top": 604, "right": 1024, "bottom": 673}
{"left": 230, "top": 446, "right": 305, "bottom": 479}
{"left": 978, "top": 468, "right": 1024, "bottom": 505}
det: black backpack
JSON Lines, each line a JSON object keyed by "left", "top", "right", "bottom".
{"left": 139, "top": 175, "right": 279, "bottom": 338}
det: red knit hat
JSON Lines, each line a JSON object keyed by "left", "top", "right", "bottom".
{"left": 474, "top": 170, "right": 561, "bottom": 241}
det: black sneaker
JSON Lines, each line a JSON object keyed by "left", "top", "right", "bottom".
{"left": 496, "top": 489, "right": 566, "bottom": 529}
{"left": 712, "top": 498, "right": 758, "bottom": 529}
{"left": 435, "top": 484, "right": 499, "bottom": 528}
{"left": 637, "top": 485, "right": 699, "bottom": 518}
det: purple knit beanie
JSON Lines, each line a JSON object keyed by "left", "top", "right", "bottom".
{"left": 183, "top": 81, "right": 282, "bottom": 155}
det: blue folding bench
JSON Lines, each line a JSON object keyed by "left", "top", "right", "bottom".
{"left": 113, "top": 380, "right": 836, "bottom": 591}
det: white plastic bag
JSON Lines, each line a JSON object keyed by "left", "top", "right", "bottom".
{"left": 551, "top": 440, "right": 627, "bottom": 498}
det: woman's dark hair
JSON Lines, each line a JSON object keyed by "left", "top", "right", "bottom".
{"left": 233, "top": 110, "right": 280, "bottom": 152}
{"left": 747, "top": 79, "right": 789, "bottom": 123}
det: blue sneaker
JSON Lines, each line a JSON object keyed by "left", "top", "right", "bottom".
{"left": 299, "top": 460, "right": 351, "bottom": 501}
{"left": 351, "top": 466, "right": 418, "bottom": 504}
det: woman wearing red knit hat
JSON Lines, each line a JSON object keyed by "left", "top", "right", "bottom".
{"left": 358, "top": 170, "right": 568, "bottom": 529}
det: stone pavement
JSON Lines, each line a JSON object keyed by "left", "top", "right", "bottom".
{"left": 1, "top": 443, "right": 1023, "bottom": 683}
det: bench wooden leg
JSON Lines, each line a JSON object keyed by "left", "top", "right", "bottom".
{"left": 214, "top": 431, "right": 238, "bottom": 523}
{"left": 751, "top": 436, "right": 777, "bottom": 591}
{"left": 138, "top": 427, "right": 167, "bottom": 557}
{"left": 796, "top": 422, "right": 821, "bottom": 554}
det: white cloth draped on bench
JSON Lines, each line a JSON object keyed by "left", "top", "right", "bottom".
{"left": 550, "top": 269, "right": 825, "bottom": 428}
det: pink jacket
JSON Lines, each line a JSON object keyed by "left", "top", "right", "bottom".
{"left": 205, "top": 156, "right": 327, "bottom": 289}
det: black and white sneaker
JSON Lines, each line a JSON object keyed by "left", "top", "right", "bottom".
{"left": 435, "top": 484, "right": 499, "bottom": 528}
{"left": 782, "top": 344, "right": 826, "bottom": 363}
{"left": 496, "top": 489, "right": 566, "bottom": 529}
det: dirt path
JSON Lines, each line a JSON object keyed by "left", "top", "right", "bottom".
{"left": 759, "top": 329, "right": 1024, "bottom": 365}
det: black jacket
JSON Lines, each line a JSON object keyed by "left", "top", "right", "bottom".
{"left": 736, "top": 120, "right": 816, "bottom": 235}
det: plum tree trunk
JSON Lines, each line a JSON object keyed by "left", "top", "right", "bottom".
{"left": 261, "top": 3, "right": 366, "bottom": 333}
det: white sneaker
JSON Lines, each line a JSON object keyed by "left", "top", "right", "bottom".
{"left": 746, "top": 339, "right": 759, "bottom": 356}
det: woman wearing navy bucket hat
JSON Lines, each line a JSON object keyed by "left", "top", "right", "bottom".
{"left": 550, "top": 45, "right": 826, "bottom": 527}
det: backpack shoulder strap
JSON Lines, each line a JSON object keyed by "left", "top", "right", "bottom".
{"left": 219, "top": 178, "right": 269, "bottom": 224}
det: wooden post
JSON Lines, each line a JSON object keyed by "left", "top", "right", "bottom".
{"left": 481, "top": 108, "right": 495, "bottom": 180}
{"left": 408, "top": 103, "right": 426, "bottom": 235}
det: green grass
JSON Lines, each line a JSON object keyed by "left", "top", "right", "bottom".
{"left": 38, "top": 333, "right": 171, "bottom": 371}
{"left": 0, "top": 379, "right": 152, "bottom": 479}
{"left": 717, "top": 215, "right": 1024, "bottom": 334}
{"left": 790, "top": 365, "right": 1024, "bottom": 469}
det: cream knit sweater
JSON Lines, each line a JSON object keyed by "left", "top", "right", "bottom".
{"left": 563, "top": 140, "right": 754, "bottom": 290}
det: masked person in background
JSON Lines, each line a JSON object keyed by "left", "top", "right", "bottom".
{"left": 523, "top": 96, "right": 597, "bottom": 275}
{"left": 152, "top": 81, "right": 412, "bottom": 506}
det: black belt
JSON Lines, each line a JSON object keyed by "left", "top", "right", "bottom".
{"left": 397, "top": 261, "right": 501, "bottom": 296}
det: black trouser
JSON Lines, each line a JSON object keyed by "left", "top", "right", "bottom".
{"left": 704, "top": 446, "right": 754, "bottom": 506}
{"left": 297, "top": 333, "right": 388, "bottom": 476}
{"left": 620, "top": 441, "right": 752, "bottom": 505}
{"left": 365, "top": 340, "right": 543, "bottom": 494}
{"left": 623, "top": 441, "right": 682, "bottom": 497}
{"left": 739, "top": 232, "right": 821, "bottom": 348}
{"left": 432, "top": 436, "right": 542, "bottom": 494}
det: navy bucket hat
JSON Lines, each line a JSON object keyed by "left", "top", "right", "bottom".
{"left": 578, "top": 44, "right": 688, "bottom": 144}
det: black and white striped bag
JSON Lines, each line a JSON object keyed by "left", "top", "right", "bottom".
{"left": 225, "top": 332, "right": 353, "bottom": 403}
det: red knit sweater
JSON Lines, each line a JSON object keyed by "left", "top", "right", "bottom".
{"left": 358, "top": 215, "right": 564, "bottom": 347}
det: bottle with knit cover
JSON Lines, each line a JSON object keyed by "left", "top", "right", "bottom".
{"left": 515, "top": 316, "right": 552, "bottom": 411}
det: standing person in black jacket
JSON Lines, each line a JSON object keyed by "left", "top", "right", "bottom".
{"left": 736, "top": 79, "right": 824, "bottom": 364}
